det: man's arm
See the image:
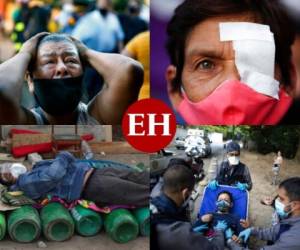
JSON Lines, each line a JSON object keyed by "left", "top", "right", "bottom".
{"left": 215, "top": 162, "right": 224, "bottom": 183}
{"left": 243, "top": 165, "right": 253, "bottom": 191}
{"left": 0, "top": 32, "right": 48, "bottom": 124}
{"left": 261, "top": 228, "right": 300, "bottom": 250}
{"left": 251, "top": 225, "right": 280, "bottom": 244}
{"left": 71, "top": 37, "right": 143, "bottom": 124}
{"left": 157, "top": 221, "right": 225, "bottom": 250}
{"left": 228, "top": 228, "right": 299, "bottom": 250}
{"left": 10, "top": 152, "right": 75, "bottom": 199}
{"left": 86, "top": 50, "right": 143, "bottom": 124}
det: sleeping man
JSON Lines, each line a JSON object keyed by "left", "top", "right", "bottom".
{"left": 0, "top": 151, "right": 149, "bottom": 208}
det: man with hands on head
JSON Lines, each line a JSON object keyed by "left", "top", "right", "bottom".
{"left": 208, "top": 141, "right": 252, "bottom": 192}
{"left": 0, "top": 32, "right": 143, "bottom": 124}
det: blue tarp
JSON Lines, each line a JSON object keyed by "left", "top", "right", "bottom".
{"left": 198, "top": 185, "right": 249, "bottom": 220}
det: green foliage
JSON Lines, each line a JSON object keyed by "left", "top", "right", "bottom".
{"left": 189, "top": 126, "right": 251, "bottom": 140}
{"left": 249, "top": 126, "right": 300, "bottom": 159}
{"left": 184, "top": 126, "right": 300, "bottom": 159}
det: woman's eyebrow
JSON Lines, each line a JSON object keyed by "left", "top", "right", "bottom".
{"left": 186, "top": 47, "right": 222, "bottom": 59}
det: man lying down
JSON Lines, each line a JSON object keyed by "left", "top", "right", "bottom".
{"left": 0, "top": 151, "right": 149, "bottom": 207}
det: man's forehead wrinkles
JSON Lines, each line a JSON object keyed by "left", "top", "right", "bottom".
{"left": 40, "top": 50, "right": 78, "bottom": 57}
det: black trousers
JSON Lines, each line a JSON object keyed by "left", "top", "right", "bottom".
{"left": 82, "top": 168, "right": 149, "bottom": 207}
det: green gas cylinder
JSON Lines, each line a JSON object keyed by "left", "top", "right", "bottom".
{"left": 132, "top": 207, "right": 150, "bottom": 236}
{"left": 0, "top": 212, "right": 6, "bottom": 240}
{"left": 71, "top": 205, "right": 102, "bottom": 236}
{"left": 41, "top": 202, "right": 74, "bottom": 242}
{"left": 104, "top": 208, "right": 139, "bottom": 243}
{"left": 7, "top": 205, "right": 41, "bottom": 242}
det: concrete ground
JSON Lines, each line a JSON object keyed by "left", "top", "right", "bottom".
{"left": 0, "top": 153, "right": 150, "bottom": 250}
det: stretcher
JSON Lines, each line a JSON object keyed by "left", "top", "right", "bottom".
{"left": 198, "top": 185, "right": 249, "bottom": 220}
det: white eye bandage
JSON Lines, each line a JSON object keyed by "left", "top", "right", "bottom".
{"left": 219, "top": 22, "right": 279, "bottom": 99}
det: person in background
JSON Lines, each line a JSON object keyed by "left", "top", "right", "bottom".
{"left": 70, "top": 0, "right": 124, "bottom": 101}
{"left": 272, "top": 151, "right": 283, "bottom": 185}
{"left": 118, "top": 0, "right": 148, "bottom": 45}
{"left": 208, "top": 141, "right": 252, "bottom": 191}
{"left": 10, "top": 0, "right": 31, "bottom": 52}
{"left": 122, "top": 31, "right": 149, "bottom": 99}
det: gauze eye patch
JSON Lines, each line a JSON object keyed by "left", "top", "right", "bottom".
{"left": 219, "top": 22, "right": 279, "bottom": 99}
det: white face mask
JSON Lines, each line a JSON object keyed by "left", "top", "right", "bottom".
{"left": 10, "top": 163, "right": 27, "bottom": 178}
{"left": 275, "top": 198, "right": 293, "bottom": 219}
{"left": 228, "top": 156, "right": 240, "bottom": 165}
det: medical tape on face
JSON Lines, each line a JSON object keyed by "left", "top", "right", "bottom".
{"left": 219, "top": 22, "right": 279, "bottom": 99}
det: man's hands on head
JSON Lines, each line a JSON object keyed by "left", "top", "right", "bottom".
{"left": 19, "top": 32, "right": 50, "bottom": 58}
{"left": 69, "top": 36, "right": 89, "bottom": 63}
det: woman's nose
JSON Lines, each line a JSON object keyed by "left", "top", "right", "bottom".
{"left": 226, "top": 61, "right": 241, "bottom": 82}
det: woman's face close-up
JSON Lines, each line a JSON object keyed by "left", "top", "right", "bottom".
{"left": 32, "top": 41, "right": 83, "bottom": 79}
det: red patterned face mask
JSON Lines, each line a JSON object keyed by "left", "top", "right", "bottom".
{"left": 177, "top": 80, "right": 292, "bottom": 125}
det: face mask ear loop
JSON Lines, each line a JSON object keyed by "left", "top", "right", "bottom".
{"left": 180, "top": 86, "right": 186, "bottom": 95}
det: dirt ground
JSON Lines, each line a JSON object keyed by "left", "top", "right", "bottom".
{"left": 191, "top": 149, "right": 300, "bottom": 249}
{"left": 0, "top": 153, "right": 150, "bottom": 250}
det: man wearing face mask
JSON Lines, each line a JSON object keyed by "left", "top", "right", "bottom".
{"left": 208, "top": 141, "right": 252, "bottom": 191}
{"left": 165, "top": 0, "right": 300, "bottom": 125}
{"left": 227, "top": 177, "right": 300, "bottom": 250}
{"left": 0, "top": 32, "right": 143, "bottom": 124}
{"left": 151, "top": 164, "right": 227, "bottom": 250}
{"left": 118, "top": 0, "right": 148, "bottom": 45}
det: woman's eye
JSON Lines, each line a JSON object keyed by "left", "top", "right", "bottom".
{"left": 198, "top": 60, "right": 215, "bottom": 70}
{"left": 45, "top": 60, "right": 55, "bottom": 65}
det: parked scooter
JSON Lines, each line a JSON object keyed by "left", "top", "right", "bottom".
{"left": 185, "top": 147, "right": 205, "bottom": 182}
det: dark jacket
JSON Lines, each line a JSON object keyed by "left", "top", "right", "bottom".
{"left": 10, "top": 151, "right": 91, "bottom": 202}
{"left": 151, "top": 193, "right": 225, "bottom": 250}
{"left": 228, "top": 216, "right": 300, "bottom": 250}
{"left": 216, "top": 161, "right": 252, "bottom": 190}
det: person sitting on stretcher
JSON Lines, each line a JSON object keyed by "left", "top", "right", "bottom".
{"left": 193, "top": 191, "right": 248, "bottom": 244}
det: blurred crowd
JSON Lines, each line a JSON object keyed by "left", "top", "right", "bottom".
{"left": 0, "top": 0, "right": 149, "bottom": 101}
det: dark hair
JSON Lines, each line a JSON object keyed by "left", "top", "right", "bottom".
{"left": 28, "top": 33, "right": 81, "bottom": 75}
{"left": 279, "top": 177, "right": 300, "bottom": 201}
{"left": 163, "top": 164, "right": 195, "bottom": 193}
{"left": 167, "top": 158, "right": 191, "bottom": 169}
{"left": 166, "top": 0, "right": 296, "bottom": 92}
{"left": 217, "top": 191, "right": 233, "bottom": 203}
{"left": 0, "top": 174, "right": 13, "bottom": 186}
